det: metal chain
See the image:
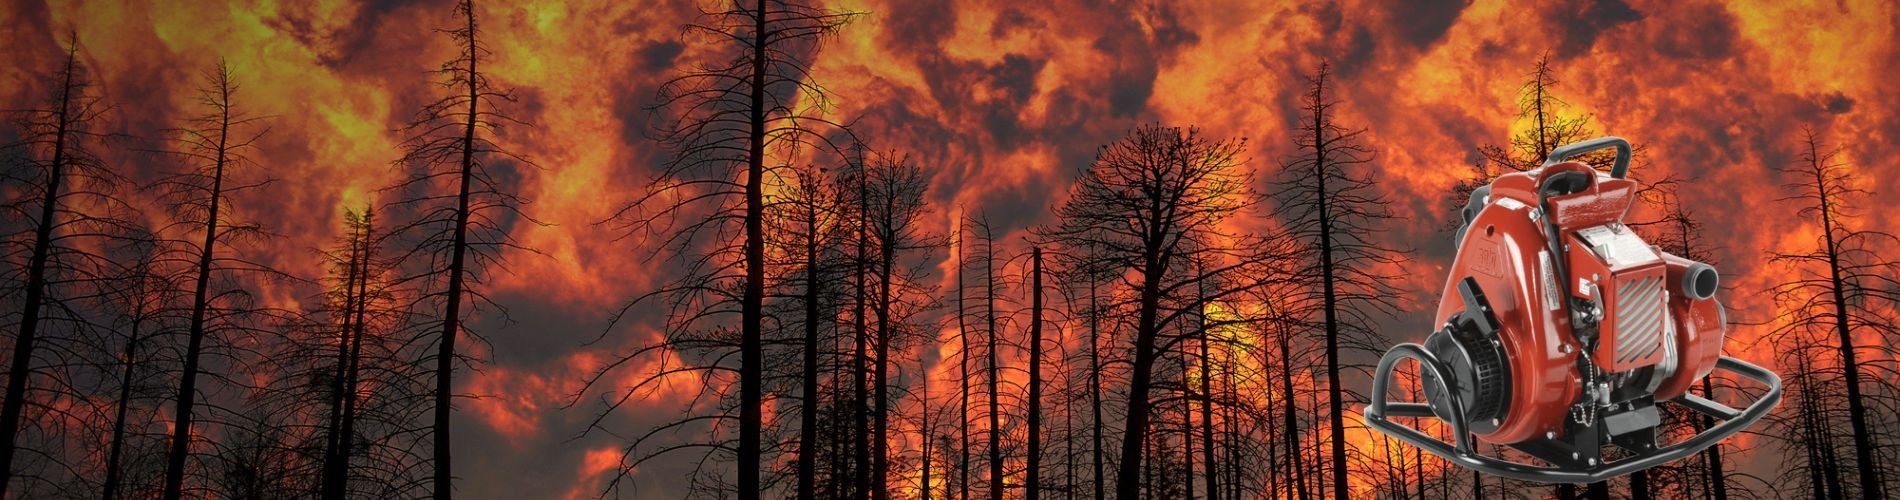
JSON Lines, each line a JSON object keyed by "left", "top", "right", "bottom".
{"left": 1572, "top": 348, "right": 1602, "bottom": 427}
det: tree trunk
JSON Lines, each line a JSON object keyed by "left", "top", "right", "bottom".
{"left": 1198, "top": 283, "right": 1217, "bottom": 500}
{"left": 922, "top": 356, "right": 933, "bottom": 500}
{"left": 1182, "top": 340, "right": 1195, "bottom": 500}
{"left": 321, "top": 221, "right": 366, "bottom": 500}
{"left": 428, "top": 8, "right": 485, "bottom": 495}
{"left": 1278, "top": 317, "right": 1308, "bottom": 500}
{"left": 1311, "top": 70, "right": 1349, "bottom": 500}
{"left": 1089, "top": 276, "right": 1105, "bottom": 500}
{"left": 1026, "top": 247, "right": 1043, "bottom": 500}
{"left": 736, "top": 1, "right": 769, "bottom": 497}
{"left": 162, "top": 70, "right": 234, "bottom": 500}
{"left": 852, "top": 148, "right": 872, "bottom": 499}
{"left": 1585, "top": 481, "right": 1609, "bottom": 499}
{"left": 0, "top": 47, "right": 77, "bottom": 497}
{"left": 985, "top": 231, "right": 1003, "bottom": 500}
{"left": 102, "top": 305, "right": 145, "bottom": 500}
{"left": 797, "top": 189, "right": 822, "bottom": 500}
{"left": 957, "top": 233, "right": 971, "bottom": 500}
{"left": 872, "top": 185, "right": 895, "bottom": 500}
{"left": 1112, "top": 236, "right": 1171, "bottom": 499}
{"left": 334, "top": 212, "right": 375, "bottom": 498}
{"left": 1812, "top": 146, "right": 1883, "bottom": 499}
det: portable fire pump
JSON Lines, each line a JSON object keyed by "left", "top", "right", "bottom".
{"left": 1365, "top": 137, "right": 1782, "bottom": 483}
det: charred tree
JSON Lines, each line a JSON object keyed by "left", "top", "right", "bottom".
{"left": 1265, "top": 300, "right": 1310, "bottom": 500}
{"left": 1026, "top": 246, "right": 1044, "bottom": 500}
{"left": 863, "top": 152, "right": 940, "bottom": 497}
{"left": 853, "top": 144, "right": 873, "bottom": 498}
{"left": 970, "top": 215, "right": 1005, "bottom": 500}
{"left": 1270, "top": 62, "right": 1407, "bottom": 500}
{"left": 1038, "top": 123, "right": 1272, "bottom": 500}
{"left": 783, "top": 162, "right": 844, "bottom": 500}
{"left": 385, "top": 2, "right": 544, "bottom": 497}
{"left": 317, "top": 207, "right": 386, "bottom": 499}
{"left": 1448, "top": 52, "right": 1632, "bottom": 228}
{"left": 580, "top": 0, "right": 858, "bottom": 494}
{"left": 155, "top": 62, "right": 278, "bottom": 500}
{"left": 1770, "top": 127, "right": 1900, "bottom": 499}
{"left": 0, "top": 37, "right": 139, "bottom": 495}
{"left": 99, "top": 245, "right": 172, "bottom": 500}
{"left": 955, "top": 228, "right": 972, "bottom": 500}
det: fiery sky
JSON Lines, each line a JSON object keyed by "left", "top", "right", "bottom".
{"left": 2, "top": 0, "right": 1896, "bottom": 497}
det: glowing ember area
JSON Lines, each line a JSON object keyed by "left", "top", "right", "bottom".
{"left": 0, "top": 0, "right": 1895, "bottom": 498}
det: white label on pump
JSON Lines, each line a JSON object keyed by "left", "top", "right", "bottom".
{"left": 1577, "top": 224, "right": 1659, "bottom": 268}
{"left": 1540, "top": 250, "right": 1560, "bottom": 311}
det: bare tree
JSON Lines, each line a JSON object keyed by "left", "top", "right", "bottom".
{"left": 861, "top": 152, "right": 941, "bottom": 497}
{"left": 1768, "top": 126, "right": 1900, "bottom": 499}
{"left": 967, "top": 215, "right": 1008, "bottom": 500}
{"left": 1270, "top": 62, "right": 1407, "bottom": 500}
{"left": 1447, "top": 52, "right": 1635, "bottom": 228}
{"left": 152, "top": 61, "right": 285, "bottom": 500}
{"left": 0, "top": 35, "right": 143, "bottom": 496}
{"left": 1038, "top": 123, "right": 1273, "bottom": 500}
{"left": 383, "top": 2, "right": 544, "bottom": 497}
{"left": 311, "top": 207, "right": 420, "bottom": 499}
{"left": 953, "top": 227, "right": 973, "bottom": 500}
{"left": 578, "top": 1, "right": 857, "bottom": 495}
{"left": 775, "top": 161, "right": 845, "bottom": 500}
{"left": 1025, "top": 246, "right": 1044, "bottom": 500}
{"left": 99, "top": 240, "right": 178, "bottom": 500}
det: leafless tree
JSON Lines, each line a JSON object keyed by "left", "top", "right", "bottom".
{"left": 577, "top": 0, "right": 857, "bottom": 496}
{"left": 964, "top": 214, "right": 1010, "bottom": 500}
{"left": 1037, "top": 122, "right": 1280, "bottom": 500}
{"left": 150, "top": 61, "right": 290, "bottom": 500}
{"left": 97, "top": 239, "right": 180, "bottom": 500}
{"left": 1767, "top": 126, "right": 1900, "bottom": 499}
{"left": 862, "top": 152, "right": 942, "bottom": 498}
{"left": 0, "top": 35, "right": 144, "bottom": 496}
{"left": 382, "top": 2, "right": 543, "bottom": 497}
{"left": 1447, "top": 52, "right": 1645, "bottom": 228}
{"left": 769, "top": 161, "right": 847, "bottom": 500}
{"left": 1270, "top": 62, "right": 1407, "bottom": 500}
{"left": 1025, "top": 246, "right": 1045, "bottom": 500}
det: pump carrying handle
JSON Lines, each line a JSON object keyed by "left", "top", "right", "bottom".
{"left": 1365, "top": 352, "right": 1780, "bottom": 484}
{"left": 1541, "top": 136, "right": 1633, "bottom": 179}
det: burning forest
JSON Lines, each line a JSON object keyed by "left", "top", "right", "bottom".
{"left": 0, "top": 0, "right": 1896, "bottom": 498}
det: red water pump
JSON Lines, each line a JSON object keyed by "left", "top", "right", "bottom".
{"left": 1366, "top": 137, "right": 1781, "bottom": 483}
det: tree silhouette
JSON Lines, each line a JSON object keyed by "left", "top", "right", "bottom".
{"left": 967, "top": 214, "right": 1007, "bottom": 500}
{"left": 1038, "top": 123, "right": 1269, "bottom": 500}
{"left": 774, "top": 161, "right": 846, "bottom": 500}
{"left": 303, "top": 206, "right": 425, "bottom": 499}
{"left": 384, "top": 2, "right": 543, "bottom": 497}
{"left": 853, "top": 144, "right": 873, "bottom": 497}
{"left": 1448, "top": 52, "right": 1630, "bottom": 228}
{"left": 1025, "top": 246, "right": 1044, "bottom": 500}
{"left": 152, "top": 61, "right": 285, "bottom": 500}
{"left": 953, "top": 225, "right": 972, "bottom": 500}
{"left": 861, "top": 151, "right": 941, "bottom": 498}
{"left": 1258, "top": 289, "right": 1312, "bottom": 500}
{"left": 98, "top": 240, "right": 177, "bottom": 500}
{"left": 1271, "top": 62, "right": 1407, "bottom": 500}
{"left": 583, "top": 0, "right": 857, "bottom": 495}
{"left": 0, "top": 36, "right": 142, "bottom": 496}
{"left": 1768, "top": 126, "right": 1900, "bottom": 499}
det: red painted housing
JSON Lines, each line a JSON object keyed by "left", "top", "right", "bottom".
{"left": 1436, "top": 161, "right": 1726, "bottom": 444}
